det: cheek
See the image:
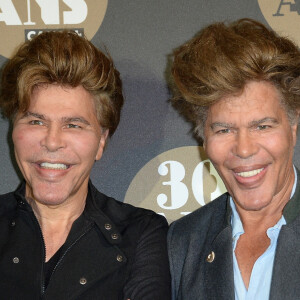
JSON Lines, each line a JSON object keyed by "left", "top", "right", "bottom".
{"left": 263, "top": 130, "right": 294, "bottom": 160}
{"left": 204, "top": 137, "right": 230, "bottom": 166}
{"left": 71, "top": 135, "right": 101, "bottom": 162}
{"left": 12, "top": 128, "right": 34, "bottom": 156}
{"left": 12, "top": 128, "right": 24, "bottom": 144}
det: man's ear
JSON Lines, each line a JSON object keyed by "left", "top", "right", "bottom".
{"left": 95, "top": 129, "right": 109, "bottom": 161}
{"left": 292, "top": 115, "right": 300, "bottom": 147}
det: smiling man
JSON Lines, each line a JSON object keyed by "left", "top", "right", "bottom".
{"left": 168, "top": 19, "right": 300, "bottom": 300}
{"left": 0, "top": 31, "right": 170, "bottom": 299}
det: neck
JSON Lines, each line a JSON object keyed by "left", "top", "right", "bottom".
{"left": 30, "top": 198, "right": 86, "bottom": 228}
{"left": 27, "top": 193, "right": 87, "bottom": 261}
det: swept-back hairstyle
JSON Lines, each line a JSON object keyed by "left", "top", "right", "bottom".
{"left": 171, "top": 18, "right": 300, "bottom": 139}
{"left": 0, "top": 31, "right": 124, "bottom": 136}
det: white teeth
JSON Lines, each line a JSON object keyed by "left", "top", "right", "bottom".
{"left": 40, "top": 162, "right": 68, "bottom": 170}
{"left": 237, "top": 168, "right": 263, "bottom": 178}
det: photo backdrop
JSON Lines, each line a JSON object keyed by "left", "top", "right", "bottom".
{"left": 0, "top": 0, "right": 298, "bottom": 223}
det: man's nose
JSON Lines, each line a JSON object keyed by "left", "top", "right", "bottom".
{"left": 40, "top": 125, "right": 66, "bottom": 152}
{"left": 233, "top": 130, "right": 258, "bottom": 159}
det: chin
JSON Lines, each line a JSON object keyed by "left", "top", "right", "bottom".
{"left": 28, "top": 181, "right": 70, "bottom": 204}
{"left": 31, "top": 185, "right": 72, "bottom": 206}
{"left": 231, "top": 185, "right": 274, "bottom": 210}
{"left": 236, "top": 197, "right": 272, "bottom": 212}
{"left": 33, "top": 193, "right": 69, "bottom": 206}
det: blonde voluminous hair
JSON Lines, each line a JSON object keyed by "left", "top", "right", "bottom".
{"left": 0, "top": 31, "right": 124, "bottom": 136}
{"left": 171, "top": 18, "right": 300, "bottom": 139}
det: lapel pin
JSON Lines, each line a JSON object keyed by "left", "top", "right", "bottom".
{"left": 206, "top": 251, "right": 215, "bottom": 263}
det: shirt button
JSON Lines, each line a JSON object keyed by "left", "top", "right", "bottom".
{"left": 111, "top": 233, "right": 119, "bottom": 240}
{"left": 10, "top": 221, "right": 16, "bottom": 227}
{"left": 79, "top": 277, "right": 87, "bottom": 285}
{"left": 104, "top": 223, "right": 112, "bottom": 230}
{"left": 13, "top": 257, "right": 19, "bottom": 264}
{"left": 116, "top": 255, "right": 123, "bottom": 262}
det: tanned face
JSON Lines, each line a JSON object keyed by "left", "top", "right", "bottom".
{"left": 13, "top": 84, "right": 108, "bottom": 207}
{"left": 204, "top": 81, "right": 298, "bottom": 213}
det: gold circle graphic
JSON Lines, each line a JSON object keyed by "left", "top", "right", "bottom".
{"left": 124, "top": 146, "right": 226, "bottom": 223}
{"left": 0, "top": 0, "right": 108, "bottom": 58}
{"left": 258, "top": 0, "right": 300, "bottom": 46}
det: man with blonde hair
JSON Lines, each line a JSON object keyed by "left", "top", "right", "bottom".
{"left": 0, "top": 31, "right": 170, "bottom": 299}
{"left": 168, "top": 19, "right": 300, "bottom": 299}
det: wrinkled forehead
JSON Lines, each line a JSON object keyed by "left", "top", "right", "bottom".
{"left": 205, "top": 81, "right": 287, "bottom": 126}
{"left": 28, "top": 84, "right": 97, "bottom": 112}
{"left": 214, "top": 81, "right": 281, "bottom": 107}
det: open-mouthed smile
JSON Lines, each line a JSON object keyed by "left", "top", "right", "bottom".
{"left": 236, "top": 168, "right": 264, "bottom": 178}
{"left": 39, "top": 162, "right": 70, "bottom": 170}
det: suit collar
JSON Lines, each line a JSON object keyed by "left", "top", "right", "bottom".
{"left": 283, "top": 167, "right": 300, "bottom": 224}
{"left": 204, "top": 194, "right": 235, "bottom": 299}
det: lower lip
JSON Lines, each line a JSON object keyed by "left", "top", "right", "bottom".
{"left": 233, "top": 167, "right": 267, "bottom": 186}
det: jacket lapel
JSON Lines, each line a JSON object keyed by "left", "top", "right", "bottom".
{"left": 178, "top": 195, "right": 235, "bottom": 299}
{"left": 204, "top": 225, "right": 235, "bottom": 299}
{"left": 270, "top": 168, "right": 300, "bottom": 299}
{"left": 270, "top": 219, "right": 300, "bottom": 300}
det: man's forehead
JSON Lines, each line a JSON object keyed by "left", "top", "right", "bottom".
{"left": 208, "top": 82, "right": 283, "bottom": 115}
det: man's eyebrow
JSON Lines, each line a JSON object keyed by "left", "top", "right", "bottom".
{"left": 210, "top": 122, "right": 234, "bottom": 130}
{"left": 62, "top": 117, "right": 91, "bottom": 126}
{"left": 210, "top": 118, "right": 279, "bottom": 129}
{"left": 20, "top": 113, "right": 91, "bottom": 126}
{"left": 22, "top": 112, "right": 45, "bottom": 120}
{"left": 248, "top": 117, "right": 279, "bottom": 127}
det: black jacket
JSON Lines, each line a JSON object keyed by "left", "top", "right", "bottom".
{"left": 0, "top": 181, "right": 171, "bottom": 300}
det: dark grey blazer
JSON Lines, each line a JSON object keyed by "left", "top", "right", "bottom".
{"left": 168, "top": 169, "right": 300, "bottom": 300}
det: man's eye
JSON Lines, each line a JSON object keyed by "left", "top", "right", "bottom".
{"left": 29, "top": 120, "right": 43, "bottom": 126}
{"left": 216, "top": 128, "right": 230, "bottom": 134}
{"left": 257, "top": 125, "right": 270, "bottom": 130}
{"left": 66, "top": 124, "right": 81, "bottom": 129}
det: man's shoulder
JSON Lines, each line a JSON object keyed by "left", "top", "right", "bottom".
{"left": 0, "top": 190, "right": 18, "bottom": 214}
{"left": 90, "top": 183, "right": 168, "bottom": 228}
{"left": 167, "top": 193, "right": 230, "bottom": 286}
{"left": 168, "top": 193, "right": 229, "bottom": 248}
{"left": 170, "top": 193, "right": 228, "bottom": 232}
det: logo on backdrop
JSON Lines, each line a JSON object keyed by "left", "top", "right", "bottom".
{"left": 124, "top": 146, "right": 226, "bottom": 223}
{"left": 258, "top": 0, "right": 300, "bottom": 46}
{"left": 0, "top": 0, "right": 108, "bottom": 58}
